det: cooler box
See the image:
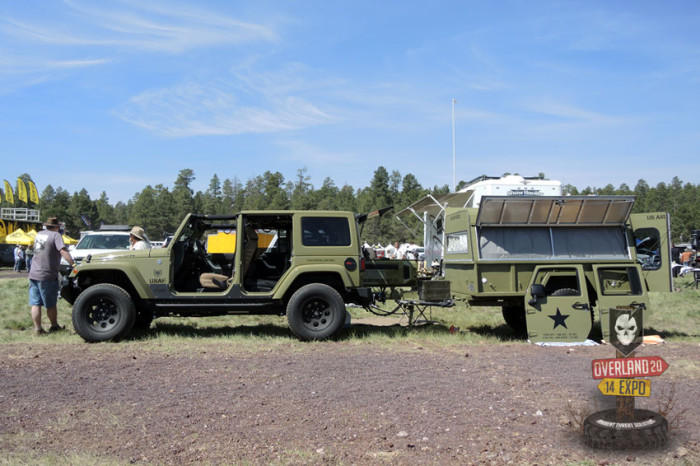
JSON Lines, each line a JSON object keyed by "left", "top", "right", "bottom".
{"left": 418, "top": 280, "right": 451, "bottom": 301}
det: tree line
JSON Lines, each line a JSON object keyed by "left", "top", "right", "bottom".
{"left": 4, "top": 169, "right": 700, "bottom": 245}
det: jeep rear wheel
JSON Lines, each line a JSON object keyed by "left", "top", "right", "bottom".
{"left": 287, "top": 283, "right": 346, "bottom": 341}
{"left": 72, "top": 284, "right": 136, "bottom": 342}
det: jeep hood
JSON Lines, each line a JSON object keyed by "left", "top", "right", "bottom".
{"left": 80, "top": 248, "right": 153, "bottom": 263}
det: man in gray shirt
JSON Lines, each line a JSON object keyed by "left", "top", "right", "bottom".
{"left": 29, "top": 217, "right": 74, "bottom": 335}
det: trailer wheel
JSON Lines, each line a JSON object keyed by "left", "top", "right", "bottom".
{"left": 584, "top": 409, "right": 667, "bottom": 449}
{"left": 72, "top": 284, "right": 136, "bottom": 342}
{"left": 287, "top": 283, "right": 346, "bottom": 341}
{"left": 501, "top": 305, "right": 526, "bottom": 336}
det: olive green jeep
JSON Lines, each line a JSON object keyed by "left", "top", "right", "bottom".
{"left": 61, "top": 211, "right": 374, "bottom": 342}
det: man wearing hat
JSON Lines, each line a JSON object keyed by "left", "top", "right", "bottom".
{"left": 129, "top": 226, "right": 151, "bottom": 250}
{"left": 29, "top": 217, "right": 74, "bottom": 335}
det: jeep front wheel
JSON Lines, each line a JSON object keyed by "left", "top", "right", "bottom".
{"left": 287, "top": 283, "right": 346, "bottom": 341}
{"left": 72, "top": 284, "right": 136, "bottom": 342}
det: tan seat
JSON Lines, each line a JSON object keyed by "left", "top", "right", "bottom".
{"left": 200, "top": 227, "right": 259, "bottom": 290}
{"left": 242, "top": 227, "right": 260, "bottom": 277}
{"left": 199, "top": 273, "right": 231, "bottom": 290}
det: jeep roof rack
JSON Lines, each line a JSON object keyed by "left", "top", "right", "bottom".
{"left": 98, "top": 224, "right": 131, "bottom": 231}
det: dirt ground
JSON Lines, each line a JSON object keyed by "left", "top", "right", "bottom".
{"left": 0, "top": 337, "right": 698, "bottom": 465}
{"left": 1, "top": 268, "right": 698, "bottom": 464}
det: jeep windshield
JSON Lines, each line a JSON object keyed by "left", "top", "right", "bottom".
{"left": 75, "top": 234, "right": 130, "bottom": 250}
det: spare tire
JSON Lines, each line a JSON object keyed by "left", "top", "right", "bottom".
{"left": 584, "top": 409, "right": 668, "bottom": 450}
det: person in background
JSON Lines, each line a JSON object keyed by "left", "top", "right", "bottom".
{"left": 129, "top": 226, "right": 152, "bottom": 250}
{"left": 29, "top": 217, "right": 74, "bottom": 335}
{"left": 681, "top": 248, "right": 694, "bottom": 266}
{"left": 25, "top": 243, "right": 34, "bottom": 272}
{"left": 13, "top": 244, "right": 23, "bottom": 272}
{"left": 389, "top": 242, "right": 404, "bottom": 260}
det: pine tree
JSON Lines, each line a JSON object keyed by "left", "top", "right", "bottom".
{"left": 172, "top": 169, "right": 196, "bottom": 224}
{"left": 204, "top": 174, "right": 223, "bottom": 214}
{"left": 96, "top": 192, "right": 115, "bottom": 227}
{"left": 291, "top": 168, "right": 313, "bottom": 210}
{"left": 67, "top": 189, "right": 97, "bottom": 236}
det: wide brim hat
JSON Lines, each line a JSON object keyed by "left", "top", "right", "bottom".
{"left": 130, "top": 226, "right": 146, "bottom": 241}
{"left": 43, "top": 217, "right": 60, "bottom": 227}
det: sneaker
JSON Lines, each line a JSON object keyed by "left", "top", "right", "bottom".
{"left": 48, "top": 325, "right": 66, "bottom": 333}
{"left": 33, "top": 327, "right": 46, "bottom": 335}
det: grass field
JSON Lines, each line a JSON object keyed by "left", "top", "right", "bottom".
{"left": 1, "top": 271, "right": 698, "bottom": 465}
{"left": 1, "top": 271, "right": 698, "bottom": 346}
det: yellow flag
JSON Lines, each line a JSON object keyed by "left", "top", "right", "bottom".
{"left": 28, "top": 180, "right": 39, "bottom": 204}
{"left": 3, "top": 180, "right": 14, "bottom": 204}
{"left": 16, "top": 178, "right": 28, "bottom": 203}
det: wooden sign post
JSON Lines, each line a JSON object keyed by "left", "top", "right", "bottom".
{"left": 583, "top": 306, "right": 668, "bottom": 449}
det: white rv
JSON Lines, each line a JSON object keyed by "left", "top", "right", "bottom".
{"left": 397, "top": 175, "right": 563, "bottom": 264}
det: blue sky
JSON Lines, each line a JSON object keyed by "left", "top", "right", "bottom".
{"left": 1, "top": 0, "right": 699, "bottom": 203}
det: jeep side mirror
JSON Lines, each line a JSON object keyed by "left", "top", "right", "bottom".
{"left": 528, "top": 284, "right": 546, "bottom": 305}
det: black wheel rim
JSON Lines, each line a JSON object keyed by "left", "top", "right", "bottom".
{"left": 300, "top": 297, "right": 335, "bottom": 331}
{"left": 85, "top": 297, "right": 121, "bottom": 332}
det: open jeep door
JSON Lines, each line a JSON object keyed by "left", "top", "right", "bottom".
{"left": 524, "top": 265, "right": 593, "bottom": 343}
{"left": 592, "top": 264, "right": 649, "bottom": 343}
{"left": 629, "top": 212, "right": 672, "bottom": 292}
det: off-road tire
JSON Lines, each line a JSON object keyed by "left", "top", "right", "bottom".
{"left": 502, "top": 305, "right": 527, "bottom": 336}
{"left": 584, "top": 409, "right": 668, "bottom": 449}
{"left": 72, "top": 284, "right": 136, "bottom": 342}
{"left": 287, "top": 283, "right": 346, "bottom": 341}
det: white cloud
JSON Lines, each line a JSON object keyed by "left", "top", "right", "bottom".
{"left": 2, "top": 0, "right": 276, "bottom": 53}
{"left": 275, "top": 139, "right": 357, "bottom": 166}
{"left": 0, "top": 1, "right": 280, "bottom": 95}
{"left": 115, "top": 81, "right": 333, "bottom": 137}
{"left": 0, "top": 55, "right": 110, "bottom": 75}
{"left": 527, "top": 100, "right": 625, "bottom": 125}
{"left": 0, "top": 52, "right": 110, "bottom": 94}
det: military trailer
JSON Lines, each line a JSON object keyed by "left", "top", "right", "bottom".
{"left": 61, "top": 210, "right": 375, "bottom": 342}
{"left": 398, "top": 194, "right": 672, "bottom": 343}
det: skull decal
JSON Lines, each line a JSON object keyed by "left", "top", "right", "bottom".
{"left": 614, "top": 313, "right": 638, "bottom": 346}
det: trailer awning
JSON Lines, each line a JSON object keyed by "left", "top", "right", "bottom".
{"left": 396, "top": 191, "right": 474, "bottom": 219}
{"left": 475, "top": 196, "right": 636, "bottom": 227}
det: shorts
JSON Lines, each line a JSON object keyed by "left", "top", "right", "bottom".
{"left": 29, "top": 279, "right": 60, "bottom": 308}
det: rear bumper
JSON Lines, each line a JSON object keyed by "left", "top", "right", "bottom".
{"left": 348, "top": 286, "right": 373, "bottom": 306}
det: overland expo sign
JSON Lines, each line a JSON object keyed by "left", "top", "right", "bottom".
{"left": 591, "top": 356, "right": 669, "bottom": 379}
{"left": 584, "top": 305, "right": 669, "bottom": 449}
{"left": 597, "top": 378, "right": 651, "bottom": 397}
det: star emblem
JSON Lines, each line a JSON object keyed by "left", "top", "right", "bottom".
{"left": 548, "top": 309, "right": 569, "bottom": 329}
